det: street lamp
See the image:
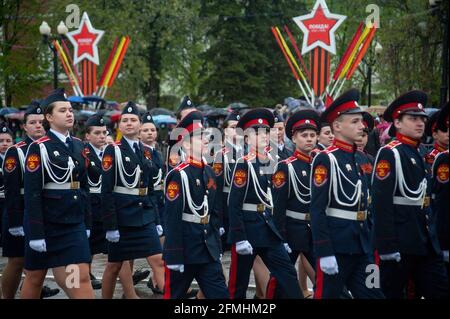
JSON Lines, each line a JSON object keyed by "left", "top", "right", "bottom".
{"left": 39, "top": 21, "right": 68, "bottom": 89}
{"left": 429, "top": 0, "right": 449, "bottom": 107}
{"left": 367, "top": 42, "right": 383, "bottom": 108}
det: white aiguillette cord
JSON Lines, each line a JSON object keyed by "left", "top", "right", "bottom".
{"left": 287, "top": 162, "right": 311, "bottom": 204}
{"left": 247, "top": 160, "right": 273, "bottom": 209}
{"left": 39, "top": 143, "right": 74, "bottom": 187}
{"left": 179, "top": 169, "right": 209, "bottom": 218}
{"left": 114, "top": 145, "right": 141, "bottom": 189}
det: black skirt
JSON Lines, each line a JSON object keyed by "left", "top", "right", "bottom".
{"left": 89, "top": 220, "right": 108, "bottom": 255}
{"left": 107, "top": 222, "right": 162, "bottom": 262}
{"left": 24, "top": 221, "right": 91, "bottom": 270}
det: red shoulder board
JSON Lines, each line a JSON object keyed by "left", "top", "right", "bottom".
{"left": 222, "top": 146, "right": 230, "bottom": 154}
{"left": 72, "top": 136, "right": 81, "bottom": 141}
{"left": 114, "top": 142, "right": 121, "bottom": 146}
{"left": 385, "top": 140, "right": 401, "bottom": 150}
{"left": 425, "top": 150, "right": 438, "bottom": 165}
{"left": 243, "top": 154, "right": 256, "bottom": 162}
{"left": 14, "top": 141, "right": 27, "bottom": 148}
{"left": 175, "top": 163, "right": 189, "bottom": 172}
{"left": 281, "top": 156, "right": 296, "bottom": 165}
{"left": 83, "top": 147, "right": 90, "bottom": 155}
{"left": 324, "top": 146, "right": 338, "bottom": 154}
{"left": 36, "top": 136, "right": 50, "bottom": 144}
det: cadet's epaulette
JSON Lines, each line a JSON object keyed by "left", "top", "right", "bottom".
{"left": 14, "top": 141, "right": 27, "bottom": 148}
{"left": 175, "top": 162, "right": 189, "bottom": 172}
{"left": 72, "top": 136, "right": 82, "bottom": 141}
{"left": 222, "top": 146, "right": 230, "bottom": 154}
{"left": 83, "top": 147, "right": 90, "bottom": 155}
{"left": 243, "top": 153, "right": 256, "bottom": 162}
{"left": 35, "top": 136, "right": 50, "bottom": 144}
{"left": 425, "top": 149, "right": 439, "bottom": 165}
{"left": 281, "top": 156, "right": 296, "bottom": 165}
{"left": 385, "top": 140, "right": 401, "bottom": 150}
{"left": 114, "top": 141, "right": 121, "bottom": 146}
{"left": 264, "top": 145, "right": 272, "bottom": 153}
{"left": 324, "top": 146, "right": 338, "bottom": 154}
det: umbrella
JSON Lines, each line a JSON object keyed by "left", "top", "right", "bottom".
{"left": 0, "top": 107, "right": 19, "bottom": 116}
{"left": 227, "top": 102, "right": 249, "bottom": 112}
{"left": 197, "top": 104, "right": 213, "bottom": 112}
{"left": 205, "top": 108, "right": 228, "bottom": 118}
{"left": 4, "top": 111, "right": 25, "bottom": 121}
{"left": 68, "top": 96, "right": 85, "bottom": 104}
{"left": 152, "top": 115, "right": 176, "bottom": 128}
{"left": 149, "top": 108, "right": 175, "bottom": 117}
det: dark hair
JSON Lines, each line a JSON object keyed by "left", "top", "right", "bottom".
{"left": 42, "top": 102, "right": 57, "bottom": 131}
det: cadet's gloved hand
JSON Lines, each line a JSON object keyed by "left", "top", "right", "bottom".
{"left": 320, "top": 256, "right": 339, "bottom": 275}
{"left": 86, "top": 230, "right": 91, "bottom": 238}
{"left": 235, "top": 240, "right": 253, "bottom": 255}
{"left": 219, "top": 227, "right": 225, "bottom": 237}
{"left": 283, "top": 243, "right": 292, "bottom": 254}
{"left": 443, "top": 250, "right": 449, "bottom": 263}
{"left": 106, "top": 230, "right": 120, "bottom": 243}
{"left": 167, "top": 264, "right": 184, "bottom": 273}
{"left": 9, "top": 226, "right": 25, "bottom": 237}
{"left": 156, "top": 225, "right": 163, "bottom": 236}
{"left": 29, "top": 239, "right": 47, "bottom": 253}
{"left": 379, "top": 252, "right": 401, "bottom": 262}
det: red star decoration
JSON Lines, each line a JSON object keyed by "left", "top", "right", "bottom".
{"left": 72, "top": 23, "right": 99, "bottom": 58}
{"left": 301, "top": 6, "right": 338, "bottom": 47}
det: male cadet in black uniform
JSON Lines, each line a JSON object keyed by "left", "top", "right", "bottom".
{"left": 84, "top": 114, "right": 108, "bottom": 290}
{"left": 311, "top": 89, "right": 384, "bottom": 299}
{"left": 269, "top": 109, "right": 320, "bottom": 298}
{"left": 1, "top": 103, "right": 59, "bottom": 299}
{"left": 163, "top": 110, "right": 229, "bottom": 299}
{"left": 212, "top": 111, "right": 243, "bottom": 252}
{"left": 317, "top": 121, "right": 334, "bottom": 150}
{"left": 227, "top": 108, "right": 301, "bottom": 299}
{"left": 424, "top": 105, "right": 449, "bottom": 167}
{"left": 271, "top": 111, "right": 293, "bottom": 160}
{"left": 167, "top": 96, "right": 197, "bottom": 170}
{"left": 429, "top": 102, "right": 449, "bottom": 276}
{"left": 372, "top": 90, "right": 448, "bottom": 299}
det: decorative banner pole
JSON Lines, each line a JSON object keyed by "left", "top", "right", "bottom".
{"left": 66, "top": 12, "right": 104, "bottom": 96}
{"left": 293, "top": 0, "right": 346, "bottom": 102}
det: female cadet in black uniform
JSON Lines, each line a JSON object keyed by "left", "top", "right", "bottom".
{"left": 101, "top": 102, "right": 165, "bottom": 299}
{"left": 21, "top": 88, "right": 94, "bottom": 299}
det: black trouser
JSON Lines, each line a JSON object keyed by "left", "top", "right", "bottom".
{"left": 380, "top": 252, "right": 448, "bottom": 299}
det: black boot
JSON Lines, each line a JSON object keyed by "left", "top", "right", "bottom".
{"left": 40, "top": 285, "right": 60, "bottom": 299}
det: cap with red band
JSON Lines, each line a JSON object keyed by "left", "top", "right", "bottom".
{"left": 285, "top": 109, "right": 320, "bottom": 140}
{"left": 320, "top": 88, "right": 362, "bottom": 124}
{"left": 384, "top": 90, "right": 428, "bottom": 123}
{"left": 173, "top": 110, "right": 204, "bottom": 143}
{"left": 237, "top": 108, "right": 274, "bottom": 131}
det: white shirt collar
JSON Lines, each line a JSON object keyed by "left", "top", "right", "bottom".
{"left": 0, "top": 152, "right": 5, "bottom": 161}
{"left": 89, "top": 143, "right": 104, "bottom": 159}
{"left": 123, "top": 136, "right": 139, "bottom": 150}
{"left": 50, "top": 129, "right": 70, "bottom": 144}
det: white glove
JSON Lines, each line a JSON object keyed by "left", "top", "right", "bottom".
{"left": 29, "top": 239, "right": 47, "bottom": 253}
{"left": 86, "top": 230, "right": 91, "bottom": 238}
{"left": 379, "top": 252, "right": 401, "bottom": 262}
{"left": 284, "top": 243, "right": 292, "bottom": 254}
{"left": 443, "top": 250, "right": 449, "bottom": 263}
{"left": 235, "top": 240, "right": 253, "bottom": 255}
{"left": 9, "top": 226, "right": 25, "bottom": 237}
{"left": 106, "top": 230, "right": 120, "bottom": 243}
{"left": 320, "top": 255, "right": 339, "bottom": 275}
{"left": 219, "top": 227, "right": 225, "bottom": 237}
{"left": 167, "top": 264, "right": 184, "bottom": 273}
{"left": 156, "top": 225, "right": 163, "bottom": 236}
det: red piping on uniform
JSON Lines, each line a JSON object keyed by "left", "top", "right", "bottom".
{"left": 265, "top": 276, "right": 277, "bottom": 299}
{"left": 374, "top": 249, "right": 380, "bottom": 267}
{"left": 163, "top": 265, "right": 171, "bottom": 299}
{"left": 314, "top": 259, "right": 323, "bottom": 299}
{"left": 228, "top": 244, "right": 238, "bottom": 299}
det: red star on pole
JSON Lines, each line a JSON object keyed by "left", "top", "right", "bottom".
{"left": 71, "top": 23, "right": 99, "bottom": 58}
{"left": 293, "top": 0, "right": 346, "bottom": 55}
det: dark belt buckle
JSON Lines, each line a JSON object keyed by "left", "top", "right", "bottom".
{"left": 423, "top": 196, "right": 430, "bottom": 208}
{"left": 139, "top": 188, "right": 147, "bottom": 196}
{"left": 357, "top": 211, "right": 366, "bottom": 221}
{"left": 305, "top": 213, "right": 311, "bottom": 221}
{"left": 70, "top": 181, "right": 80, "bottom": 189}
{"left": 200, "top": 216, "right": 209, "bottom": 225}
{"left": 257, "top": 204, "right": 265, "bottom": 213}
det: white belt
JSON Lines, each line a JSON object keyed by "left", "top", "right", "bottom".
{"left": 286, "top": 210, "right": 310, "bottom": 221}
{"left": 223, "top": 186, "right": 230, "bottom": 193}
{"left": 182, "top": 213, "right": 209, "bottom": 224}
{"left": 154, "top": 184, "right": 163, "bottom": 191}
{"left": 393, "top": 196, "right": 429, "bottom": 207}
{"left": 43, "top": 182, "right": 80, "bottom": 190}
{"left": 90, "top": 187, "right": 101, "bottom": 194}
{"left": 326, "top": 208, "right": 366, "bottom": 221}
{"left": 242, "top": 203, "right": 266, "bottom": 213}
{"left": 113, "top": 186, "right": 148, "bottom": 196}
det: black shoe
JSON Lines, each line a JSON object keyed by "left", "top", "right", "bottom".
{"left": 183, "top": 288, "right": 199, "bottom": 299}
{"left": 40, "top": 285, "right": 60, "bottom": 299}
{"left": 90, "top": 273, "right": 102, "bottom": 290}
{"left": 132, "top": 269, "right": 150, "bottom": 286}
{"left": 146, "top": 277, "right": 164, "bottom": 295}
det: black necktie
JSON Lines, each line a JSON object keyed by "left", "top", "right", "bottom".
{"left": 133, "top": 143, "right": 140, "bottom": 155}
{"left": 66, "top": 137, "right": 74, "bottom": 152}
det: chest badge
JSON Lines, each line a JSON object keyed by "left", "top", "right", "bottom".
{"left": 53, "top": 151, "right": 60, "bottom": 157}
{"left": 411, "top": 158, "right": 416, "bottom": 165}
{"left": 302, "top": 170, "right": 307, "bottom": 176}
{"left": 346, "top": 164, "right": 352, "bottom": 171}
{"left": 125, "top": 157, "right": 130, "bottom": 162}
{"left": 196, "top": 179, "right": 201, "bottom": 186}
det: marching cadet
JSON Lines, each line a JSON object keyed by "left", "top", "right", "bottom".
{"left": 167, "top": 96, "right": 197, "bottom": 170}
{"left": 212, "top": 111, "right": 243, "bottom": 252}
{"left": 1, "top": 104, "right": 59, "bottom": 299}
{"left": 271, "top": 111, "right": 293, "bottom": 160}
{"left": 21, "top": 88, "right": 94, "bottom": 299}
{"left": 316, "top": 121, "right": 334, "bottom": 150}
{"left": 101, "top": 102, "right": 165, "bottom": 299}
{"left": 163, "top": 110, "right": 229, "bottom": 299}
{"left": 430, "top": 103, "right": 449, "bottom": 276}
{"left": 269, "top": 109, "right": 320, "bottom": 298}
{"left": 227, "top": 108, "right": 301, "bottom": 299}
{"left": 311, "top": 89, "right": 384, "bottom": 299}
{"left": 424, "top": 106, "right": 449, "bottom": 167}
{"left": 372, "top": 90, "right": 448, "bottom": 299}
